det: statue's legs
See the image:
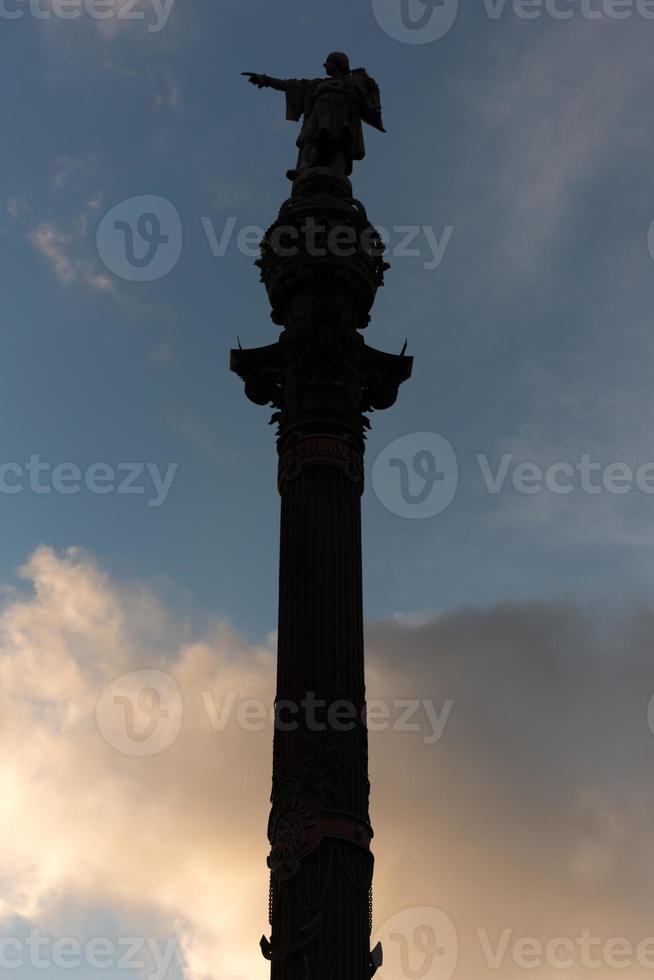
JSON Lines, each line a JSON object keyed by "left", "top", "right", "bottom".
{"left": 287, "top": 140, "right": 317, "bottom": 181}
{"left": 331, "top": 146, "right": 350, "bottom": 177}
{"left": 287, "top": 137, "right": 351, "bottom": 181}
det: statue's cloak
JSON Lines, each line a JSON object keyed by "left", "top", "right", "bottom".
{"left": 284, "top": 69, "right": 385, "bottom": 161}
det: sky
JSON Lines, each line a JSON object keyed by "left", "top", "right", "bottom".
{"left": 4, "top": 0, "right": 654, "bottom": 978}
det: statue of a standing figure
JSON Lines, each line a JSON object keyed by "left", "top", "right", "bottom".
{"left": 243, "top": 53, "right": 385, "bottom": 182}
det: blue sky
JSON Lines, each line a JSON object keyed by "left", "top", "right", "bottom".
{"left": 5, "top": 2, "right": 654, "bottom": 978}
{"left": 6, "top": 0, "right": 654, "bottom": 643}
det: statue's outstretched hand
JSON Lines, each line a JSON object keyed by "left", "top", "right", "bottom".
{"left": 242, "top": 72, "right": 265, "bottom": 88}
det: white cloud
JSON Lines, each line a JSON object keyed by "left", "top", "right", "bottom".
{"left": 29, "top": 224, "right": 76, "bottom": 284}
{"left": 30, "top": 185, "right": 115, "bottom": 292}
{"left": 28, "top": 162, "right": 113, "bottom": 290}
{"left": 0, "top": 545, "right": 274, "bottom": 979}
{"left": 29, "top": 220, "right": 114, "bottom": 292}
{"left": 2, "top": 548, "right": 654, "bottom": 980}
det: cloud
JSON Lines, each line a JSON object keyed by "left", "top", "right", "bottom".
{"left": 2, "top": 547, "right": 654, "bottom": 979}
{"left": 169, "top": 409, "right": 222, "bottom": 459}
{"left": 52, "top": 156, "right": 96, "bottom": 192}
{"left": 7, "top": 197, "right": 29, "bottom": 221}
{"left": 26, "top": 161, "right": 112, "bottom": 291}
{"left": 29, "top": 224, "right": 76, "bottom": 284}
{"left": 35, "top": 0, "right": 176, "bottom": 39}
{"left": 461, "top": 19, "right": 654, "bottom": 274}
{"left": 29, "top": 217, "right": 113, "bottom": 292}
{"left": 0, "top": 546, "right": 274, "bottom": 980}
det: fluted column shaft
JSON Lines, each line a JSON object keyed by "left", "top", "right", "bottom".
{"left": 270, "top": 454, "right": 372, "bottom": 980}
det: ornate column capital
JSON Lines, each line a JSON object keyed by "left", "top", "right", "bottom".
{"left": 230, "top": 172, "right": 413, "bottom": 456}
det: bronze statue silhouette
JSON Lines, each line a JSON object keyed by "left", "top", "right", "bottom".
{"left": 242, "top": 52, "right": 385, "bottom": 182}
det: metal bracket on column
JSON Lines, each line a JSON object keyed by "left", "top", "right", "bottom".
{"left": 260, "top": 913, "right": 323, "bottom": 962}
{"left": 370, "top": 942, "right": 383, "bottom": 977}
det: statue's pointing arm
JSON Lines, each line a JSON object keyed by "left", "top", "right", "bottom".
{"left": 243, "top": 73, "right": 311, "bottom": 125}
{"left": 242, "top": 73, "right": 288, "bottom": 92}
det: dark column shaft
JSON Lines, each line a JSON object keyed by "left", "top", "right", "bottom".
{"left": 271, "top": 458, "right": 372, "bottom": 980}
{"left": 277, "top": 463, "right": 364, "bottom": 717}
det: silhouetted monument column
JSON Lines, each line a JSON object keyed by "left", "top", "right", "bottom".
{"left": 232, "top": 55, "right": 412, "bottom": 980}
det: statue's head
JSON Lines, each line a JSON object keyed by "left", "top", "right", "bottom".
{"left": 324, "top": 52, "right": 351, "bottom": 77}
